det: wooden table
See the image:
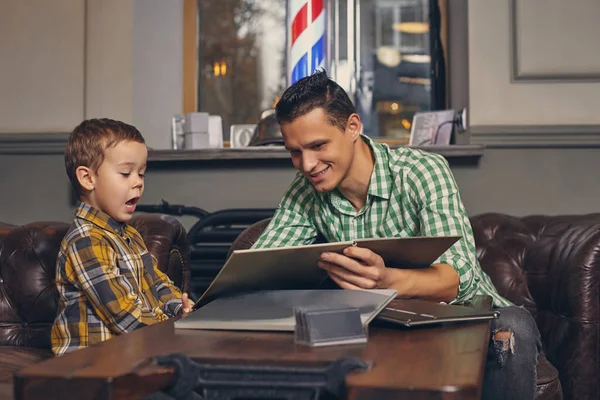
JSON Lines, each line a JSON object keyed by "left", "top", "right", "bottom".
{"left": 15, "top": 317, "right": 490, "bottom": 400}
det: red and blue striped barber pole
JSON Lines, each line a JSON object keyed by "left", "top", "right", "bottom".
{"left": 288, "top": 0, "right": 327, "bottom": 85}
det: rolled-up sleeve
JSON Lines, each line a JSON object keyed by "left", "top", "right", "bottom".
{"left": 149, "top": 253, "right": 185, "bottom": 317}
{"left": 405, "top": 152, "right": 478, "bottom": 303}
{"left": 252, "top": 174, "right": 319, "bottom": 249}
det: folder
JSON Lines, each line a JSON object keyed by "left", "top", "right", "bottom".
{"left": 176, "top": 289, "right": 397, "bottom": 331}
{"left": 193, "top": 235, "right": 460, "bottom": 309}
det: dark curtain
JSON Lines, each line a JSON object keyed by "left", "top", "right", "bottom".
{"left": 429, "top": 0, "right": 446, "bottom": 110}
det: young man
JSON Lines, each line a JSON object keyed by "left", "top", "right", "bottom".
{"left": 52, "top": 118, "right": 192, "bottom": 356}
{"left": 252, "top": 71, "right": 541, "bottom": 399}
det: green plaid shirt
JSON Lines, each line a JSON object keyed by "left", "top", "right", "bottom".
{"left": 253, "top": 136, "right": 510, "bottom": 307}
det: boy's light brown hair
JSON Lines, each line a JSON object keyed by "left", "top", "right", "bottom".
{"left": 65, "top": 118, "right": 145, "bottom": 196}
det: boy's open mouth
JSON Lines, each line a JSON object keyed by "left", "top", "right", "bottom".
{"left": 125, "top": 197, "right": 140, "bottom": 212}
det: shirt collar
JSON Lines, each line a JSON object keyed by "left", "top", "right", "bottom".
{"left": 75, "top": 202, "right": 126, "bottom": 235}
{"left": 362, "top": 135, "right": 392, "bottom": 200}
{"left": 317, "top": 135, "right": 392, "bottom": 208}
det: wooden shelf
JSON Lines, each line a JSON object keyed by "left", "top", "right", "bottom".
{"left": 147, "top": 144, "right": 484, "bottom": 163}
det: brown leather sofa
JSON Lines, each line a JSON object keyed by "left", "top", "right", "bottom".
{"left": 0, "top": 214, "right": 191, "bottom": 398}
{"left": 2, "top": 211, "right": 597, "bottom": 400}
{"left": 229, "top": 213, "right": 600, "bottom": 400}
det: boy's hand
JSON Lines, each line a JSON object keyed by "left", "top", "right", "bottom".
{"left": 181, "top": 293, "right": 193, "bottom": 317}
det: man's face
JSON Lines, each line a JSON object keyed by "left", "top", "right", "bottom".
{"left": 282, "top": 108, "right": 356, "bottom": 192}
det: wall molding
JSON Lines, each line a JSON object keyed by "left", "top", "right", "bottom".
{"left": 3, "top": 126, "right": 600, "bottom": 153}
{"left": 470, "top": 125, "right": 600, "bottom": 148}
{"left": 510, "top": 0, "right": 600, "bottom": 83}
{"left": 0, "top": 133, "right": 69, "bottom": 155}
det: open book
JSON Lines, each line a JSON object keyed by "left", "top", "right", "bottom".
{"left": 192, "top": 235, "right": 461, "bottom": 309}
{"left": 176, "top": 289, "right": 398, "bottom": 332}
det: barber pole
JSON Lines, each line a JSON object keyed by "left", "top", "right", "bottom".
{"left": 288, "top": 0, "right": 327, "bottom": 85}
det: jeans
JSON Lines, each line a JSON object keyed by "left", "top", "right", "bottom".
{"left": 482, "top": 305, "right": 542, "bottom": 400}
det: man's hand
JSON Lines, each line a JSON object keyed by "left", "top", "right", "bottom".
{"left": 318, "top": 246, "right": 391, "bottom": 290}
{"left": 319, "top": 246, "right": 460, "bottom": 302}
{"left": 181, "top": 293, "right": 193, "bottom": 317}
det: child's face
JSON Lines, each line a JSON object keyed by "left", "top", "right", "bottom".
{"left": 88, "top": 140, "right": 147, "bottom": 223}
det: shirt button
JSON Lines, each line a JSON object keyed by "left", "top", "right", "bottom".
{"left": 475, "top": 276, "right": 480, "bottom": 282}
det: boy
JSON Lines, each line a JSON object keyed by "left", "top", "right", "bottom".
{"left": 52, "top": 118, "right": 192, "bottom": 356}
{"left": 252, "top": 71, "right": 541, "bottom": 400}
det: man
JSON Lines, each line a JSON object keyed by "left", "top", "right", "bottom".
{"left": 252, "top": 71, "right": 540, "bottom": 399}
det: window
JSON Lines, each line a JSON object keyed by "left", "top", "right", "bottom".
{"left": 198, "top": 0, "right": 286, "bottom": 140}
{"left": 375, "top": 0, "right": 428, "bottom": 52}
{"left": 196, "top": 0, "right": 445, "bottom": 143}
{"left": 362, "top": 0, "right": 439, "bottom": 141}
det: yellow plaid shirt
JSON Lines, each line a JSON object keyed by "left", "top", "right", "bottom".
{"left": 51, "top": 202, "right": 183, "bottom": 356}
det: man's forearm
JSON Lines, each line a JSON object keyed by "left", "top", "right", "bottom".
{"left": 386, "top": 263, "right": 459, "bottom": 303}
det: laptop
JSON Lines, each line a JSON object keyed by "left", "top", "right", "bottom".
{"left": 376, "top": 298, "right": 499, "bottom": 327}
{"left": 193, "top": 235, "right": 460, "bottom": 308}
{"left": 177, "top": 289, "right": 398, "bottom": 331}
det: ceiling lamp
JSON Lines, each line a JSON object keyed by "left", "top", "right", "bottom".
{"left": 402, "top": 54, "right": 431, "bottom": 63}
{"left": 392, "top": 22, "right": 429, "bottom": 34}
{"left": 376, "top": 46, "right": 402, "bottom": 68}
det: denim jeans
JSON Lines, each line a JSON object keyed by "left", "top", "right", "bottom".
{"left": 482, "top": 305, "right": 542, "bottom": 400}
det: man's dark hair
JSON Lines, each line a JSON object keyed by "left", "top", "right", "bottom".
{"left": 275, "top": 70, "right": 356, "bottom": 132}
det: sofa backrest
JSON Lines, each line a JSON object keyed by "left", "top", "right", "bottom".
{"left": 0, "top": 222, "right": 68, "bottom": 348}
{"left": 471, "top": 213, "right": 600, "bottom": 400}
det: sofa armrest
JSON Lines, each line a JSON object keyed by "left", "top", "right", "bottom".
{"left": 527, "top": 216, "right": 600, "bottom": 400}
{"left": 471, "top": 213, "right": 600, "bottom": 400}
{"left": 0, "top": 222, "right": 69, "bottom": 348}
{"left": 129, "top": 214, "right": 191, "bottom": 295}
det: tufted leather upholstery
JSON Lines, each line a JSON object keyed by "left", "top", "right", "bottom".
{"left": 0, "top": 214, "right": 191, "bottom": 386}
{"left": 229, "top": 214, "right": 600, "bottom": 400}
{"left": 471, "top": 213, "right": 600, "bottom": 400}
{"left": 0, "top": 222, "right": 69, "bottom": 350}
